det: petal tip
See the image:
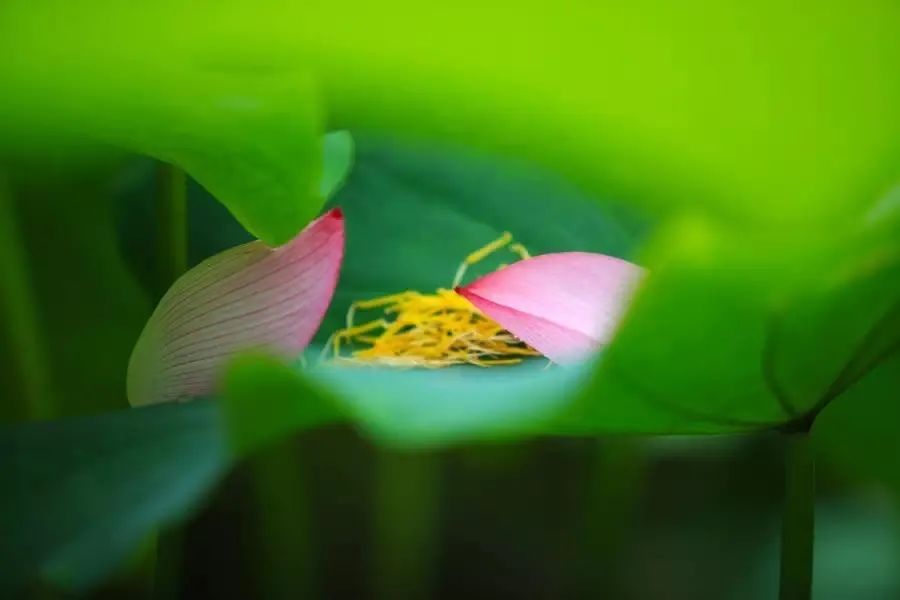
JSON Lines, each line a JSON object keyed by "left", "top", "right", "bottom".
{"left": 327, "top": 206, "right": 344, "bottom": 220}
{"left": 128, "top": 209, "right": 345, "bottom": 406}
{"left": 454, "top": 285, "right": 477, "bottom": 302}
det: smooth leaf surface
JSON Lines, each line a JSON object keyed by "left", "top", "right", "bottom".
{"left": 308, "top": 359, "right": 592, "bottom": 448}
{"left": 116, "top": 131, "right": 354, "bottom": 302}
{"left": 221, "top": 353, "right": 341, "bottom": 456}
{"left": 0, "top": 400, "right": 229, "bottom": 594}
{"left": 554, "top": 196, "right": 900, "bottom": 434}
{"left": 288, "top": 0, "right": 900, "bottom": 226}
{"left": 0, "top": 9, "right": 323, "bottom": 245}
{"left": 222, "top": 352, "right": 592, "bottom": 449}
{"left": 560, "top": 219, "right": 838, "bottom": 432}
{"left": 7, "top": 1, "right": 899, "bottom": 227}
{"left": 320, "top": 130, "right": 355, "bottom": 198}
{"left": 813, "top": 353, "right": 900, "bottom": 496}
{"left": 770, "top": 235, "right": 900, "bottom": 417}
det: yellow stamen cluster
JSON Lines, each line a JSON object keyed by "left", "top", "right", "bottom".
{"left": 324, "top": 232, "right": 540, "bottom": 368}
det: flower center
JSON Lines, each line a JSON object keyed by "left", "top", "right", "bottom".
{"left": 324, "top": 233, "right": 540, "bottom": 368}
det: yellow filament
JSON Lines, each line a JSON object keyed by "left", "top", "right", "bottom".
{"left": 509, "top": 242, "right": 531, "bottom": 260}
{"left": 452, "top": 231, "right": 513, "bottom": 287}
{"left": 326, "top": 232, "right": 540, "bottom": 368}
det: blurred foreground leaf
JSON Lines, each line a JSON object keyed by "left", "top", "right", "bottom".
{"left": 116, "top": 131, "right": 355, "bottom": 302}
{"left": 9, "top": 1, "right": 899, "bottom": 232}
{"left": 0, "top": 9, "right": 323, "bottom": 245}
{"left": 562, "top": 215, "right": 900, "bottom": 433}
{"left": 0, "top": 400, "right": 229, "bottom": 593}
{"left": 320, "top": 130, "right": 355, "bottom": 199}
{"left": 221, "top": 354, "right": 340, "bottom": 456}
{"left": 814, "top": 354, "right": 900, "bottom": 496}
{"left": 222, "top": 352, "right": 595, "bottom": 450}
{"left": 148, "top": 1, "right": 900, "bottom": 224}
{"left": 309, "top": 360, "right": 591, "bottom": 447}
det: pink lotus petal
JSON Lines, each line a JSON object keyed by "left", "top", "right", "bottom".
{"left": 127, "top": 208, "right": 344, "bottom": 406}
{"left": 456, "top": 252, "right": 644, "bottom": 364}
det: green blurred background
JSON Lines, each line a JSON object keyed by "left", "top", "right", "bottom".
{"left": 2, "top": 1, "right": 900, "bottom": 598}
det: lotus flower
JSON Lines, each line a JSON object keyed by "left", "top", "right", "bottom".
{"left": 456, "top": 252, "right": 645, "bottom": 364}
{"left": 127, "top": 208, "right": 345, "bottom": 406}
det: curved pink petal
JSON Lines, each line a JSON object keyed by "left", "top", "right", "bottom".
{"left": 456, "top": 252, "right": 644, "bottom": 364}
{"left": 127, "top": 208, "right": 344, "bottom": 406}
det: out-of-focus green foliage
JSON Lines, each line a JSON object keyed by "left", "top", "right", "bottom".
{"left": 562, "top": 214, "right": 900, "bottom": 433}
{"left": 0, "top": 6, "right": 324, "bottom": 245}
{"left": 227, "top": 355, "right": 586, "bottom": 453}
{"left": 276, "top": 0, "right": 900, "bottom": 227}
{"left": 814, "top": 354, "right": 900, "bottom": 496}
{"left": 222, "top": 354, "right": 340, "bottom": 456}
{"left": 114, "top": 131, "right": 354, "bottom": 301}
{"left": 2, "top": 0, "right": 900, "bottom": 592}
{"left": 5, "top": 0, "right": 900, "bottom": 232}
{"left": 809, "top": 501, "right": 900, "bottom": 600}
{"left": 320, "top": 131, "right": 354, "bottom": 199}
{"left": 0, "top": 176, "right": 151, "bottom": 420}
{"left": 0, "top": 400, "right": 228, "bottom": 594}
{"left": 737, "top": 498, "right": 900, "bottom": 600}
